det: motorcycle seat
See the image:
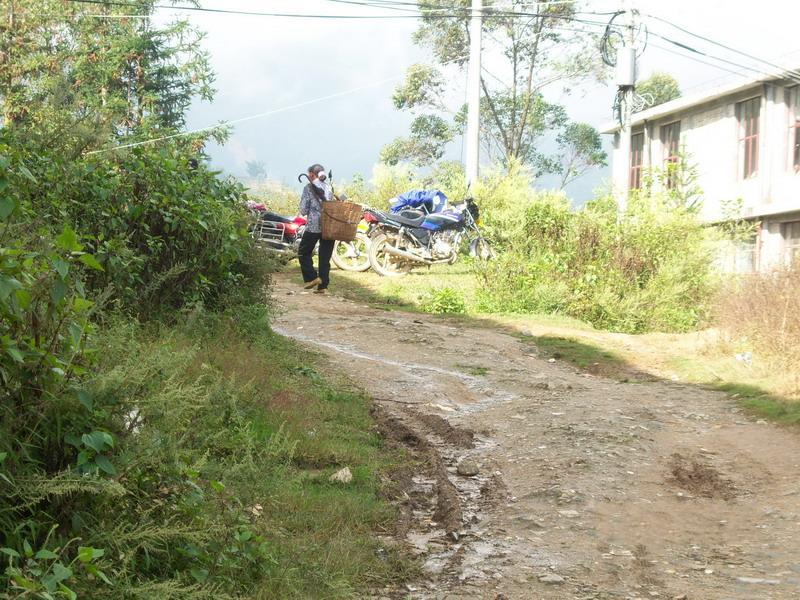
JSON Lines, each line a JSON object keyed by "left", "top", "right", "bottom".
{"left": 382, "top": 211, "right": 426, "bottom": 227}
{"left": 258, "top": 211, "right": 292, "bottom": 223}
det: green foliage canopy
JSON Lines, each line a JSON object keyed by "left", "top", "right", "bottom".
{"left": 636, "top": 72, "right": 681, "bottom": 108}
{"left": 0, "top": 0, "right": 217, "bottom": 155}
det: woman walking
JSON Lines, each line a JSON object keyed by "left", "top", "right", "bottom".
{"left": 298, "top": 163, "right": 335, "bottom": 294}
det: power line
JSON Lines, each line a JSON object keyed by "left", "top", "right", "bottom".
{"left": 318, "top": 0, "right": 422, "bottom": 13}
{"left": 649, "top": 41, "right": 753, "bottom": 80}
{"left": 25, "top": 12, "right": 152, "bottom": 18}
{"left": 82, "top": 15, "right": 608, "bottom": 155}
{"left": 87, "top": 78, "right": 404, "bottom": 155}
{"left": 62, "top": 0, "right": 618, "bottom": 24}
{"left": 86, "top": 52, "right": 471, "bottom": 155}
{"left": 64, "top": 0, "right": 442, "bottom": 19}
{"left": 326, "top": 0, "right": 605, "bottom": 8}
{"left": 645, "top": 13, "right": 800, "bottom": 81}
{"left": 322, "top": 0, "right": 620, "bottom": 19}
{"left": 648, "top": 30, "right": 800, "bottom": 86}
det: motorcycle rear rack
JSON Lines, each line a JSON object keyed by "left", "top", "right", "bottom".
{"left": 252, "top": 219, "right": 295, "bottom": 251}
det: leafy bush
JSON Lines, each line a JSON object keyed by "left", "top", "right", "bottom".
{"left": 421, "top": 287, "right": 467, "bottom": 314}
{"left": 0, "top": 137, "right": 285, "bottom": 597}
{"left": 2, "top": 136, "right": 259, "bottom": 318}
{"left": 472, "top": 160, "right": 546, "bottom": 247}
{"left": 475, "top": 186, "right": 718, "bottom": 333}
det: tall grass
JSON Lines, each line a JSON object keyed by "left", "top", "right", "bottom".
{"left": 1, "top": 137, "right": 412, "bottom": 597}
{"left": 714, "top": 269, "right": 800, "bottom": 396}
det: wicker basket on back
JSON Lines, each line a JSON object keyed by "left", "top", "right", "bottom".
{"left": 321, "top": 201, "right": 363, "bottom": 242}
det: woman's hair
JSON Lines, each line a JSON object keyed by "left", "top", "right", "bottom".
{"left": 307, "top": 163, "right": 324, "bottom": 175}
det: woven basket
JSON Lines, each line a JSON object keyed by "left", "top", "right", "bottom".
{"left": 321, "top": 201, "right": 363, "bottom": 241}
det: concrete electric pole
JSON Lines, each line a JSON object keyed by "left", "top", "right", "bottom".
{"left": 464, "top": 0, "right": 483, "bottom": 190}
{"left": 616, "top": 2, "right": 638, "bottom": 211}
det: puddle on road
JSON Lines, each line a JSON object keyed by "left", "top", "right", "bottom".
{"left": 274, "top": 325, "right": 522, "bottom": 416}
{"left": 275, "top": 325, "right": 483, "bottom": 383}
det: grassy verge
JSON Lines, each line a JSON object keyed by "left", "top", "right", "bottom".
{"left": 665, "top": 352, "right": 800, "bottom": 425}
{"left": 517, "top": 330, "right": 800, "bottom": 424}
{"left": 3, "top": 305, "right": 413, "bottom": 599}
{"left": 323, "top": 263, "right": 800, "bottom": 425}
{"left": 514, "top": 334, "right": 649, "bottom": 382}
{"left": 117, "top": 308, "right": 414, "bottom": 597}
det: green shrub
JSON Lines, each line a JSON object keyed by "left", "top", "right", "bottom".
{"left": 475, "top": 190, "right": 717, "bottom": 333}
{"left": 2, "top": 135, "right": 258, "bottom": 318}
{"left": 2, "top": 308, "right": 410, "bottom": 598}
{"left": 0, "top": 138, "right": 291, "bottom": 598}
{"left": 421, "top": 287, "right": 467, "bottom": 314}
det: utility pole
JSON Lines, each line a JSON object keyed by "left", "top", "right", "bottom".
{"left": 465, "top": 0, "right": 483, "bottom": 190}
{"left": 616, "top": 2, "right": 637, "bottom": 211}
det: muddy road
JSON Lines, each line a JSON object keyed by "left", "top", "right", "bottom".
{"left": 273, "top": 274, "right": 800, "bottom": 600}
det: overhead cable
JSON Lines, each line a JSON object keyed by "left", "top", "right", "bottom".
{"left": 649, "top": 31, "right": 800, "bottom": 86}
{"left": 86, "top": 53, "right": 470, "bottom": 155}
{"left": 646, "top": 13, "right": 800, "bottom": 81}
{"left": 62, "top": 0, "right": 619, "bottom": 25}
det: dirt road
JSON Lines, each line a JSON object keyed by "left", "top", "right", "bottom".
{"left": 274, "top": 274, "right": 800, "bottom": 600}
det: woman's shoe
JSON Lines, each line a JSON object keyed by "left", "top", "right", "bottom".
{"left": 304, "top": 277, "right": 322, "bottom": 289}
{"left": 313, "top": 288, "right": 328, "bottom": 295}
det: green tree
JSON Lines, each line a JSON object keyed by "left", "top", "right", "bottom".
{"left": 383, "top": 0, "right": 607, "bottom": 180}
{"left": 554, "top": 122, "right": 607, "bottom": 188}
{"left": 0, "top": 0, "right": 215, "bottom": 156}
{"left": 246, "top": 160, "right": 268, "bottom": 180}
{"left": 381, "top": 114, "right": 453, "bottom": 166}
{"left": 636, "top": 72, "right": 681, "bottom": 108}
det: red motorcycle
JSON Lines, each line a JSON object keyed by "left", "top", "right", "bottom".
{"left": 248, "top": 201, "right": 306, "bottom": 253}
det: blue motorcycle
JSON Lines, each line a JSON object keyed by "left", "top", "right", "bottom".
{"left": 367, "top": 191, "right": 493, "bottom": 277}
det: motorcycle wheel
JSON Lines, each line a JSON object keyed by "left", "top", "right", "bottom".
{"left": 470, "top": 237, "right": 495, "bottom": 260}
{"left": 369, "top": 233, "right": 412, "bottom": 277}
{"left": 332, "top": 232, "right": 371, "bottom": 272}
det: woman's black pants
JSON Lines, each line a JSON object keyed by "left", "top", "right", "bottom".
{"left": 298, "top": 232, "right": 334, "bottom": 289}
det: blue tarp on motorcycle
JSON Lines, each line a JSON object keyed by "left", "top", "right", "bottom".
{"left": 389, "top": 190, "right": 448, "bottom": 214}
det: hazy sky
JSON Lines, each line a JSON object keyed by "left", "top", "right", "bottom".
{"left": 171, "top": 1, "right": 800, "bottom": 202}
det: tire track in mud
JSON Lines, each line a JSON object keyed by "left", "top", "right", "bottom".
{"left": 273, "top": 320, "right": 506, "bottom": 593}
{"left": 371, "top": 404, "right": 465, "bottom": 535}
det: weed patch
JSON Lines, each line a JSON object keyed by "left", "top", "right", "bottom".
{"left": 457, "top": 364, "right": 490, "bottom": 376}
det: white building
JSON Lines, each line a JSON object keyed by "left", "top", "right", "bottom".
{"left": 601, "top": 73, "right": 800, "bottom": 273}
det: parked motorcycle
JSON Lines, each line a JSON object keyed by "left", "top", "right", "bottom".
{"left": 332, "top": 221, "right": 372, "bottom": 272}
{"left": 247, "top": 201, "right": 306, "bottom": 253}
{"left": 367, "top": 199, "right": 493, "bottom": 277}
{"left": 331, "top": 208, "right": 385, "bottom": 272}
